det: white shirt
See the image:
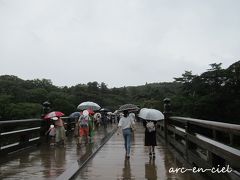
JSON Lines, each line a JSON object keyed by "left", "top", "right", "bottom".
{"left": 118, "top": 116, "right": 135, "bottom": 129}
{"left": 129, "top": 113, "right": 136, "bottom": 121}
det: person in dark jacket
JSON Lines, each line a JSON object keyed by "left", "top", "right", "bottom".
{"left": 143, "top": 120, "right": 157, "bottom": 158}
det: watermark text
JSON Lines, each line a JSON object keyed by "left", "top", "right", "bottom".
{"left": 169, "top": 165, "right": 232, "bottom": 174}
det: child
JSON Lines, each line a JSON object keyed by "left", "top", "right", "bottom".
{"left": 46, "top": 124, "right": 56, "bottom": 146}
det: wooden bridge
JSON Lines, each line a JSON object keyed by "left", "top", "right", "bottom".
{"left": 0, "top": 102, "right": 240, "bottom": 180}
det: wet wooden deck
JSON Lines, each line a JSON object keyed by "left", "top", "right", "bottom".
{"left": 0, "top": 123, "right": 206, "bottom": 180}
{"left": 73, "top": 123, "right": 204, "bottom": 180}
{"left": 0, "top": 125, "right": 115, "bottom": 180}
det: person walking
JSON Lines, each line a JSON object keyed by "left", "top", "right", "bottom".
{"left": 74, "top": 116, "right": 80, "bottom": 145}
{"left": 93, "top": 113, "right": 101, "bottom": 129}
{"left": 78, "top": 110, "right": 90, "bottom": 146}
{"left": 88, "top": 110, "right": 95, "bottom": 143}
{"left": 117, "top": 110, "right": 135, "bottom": 158}
{"left": 143, "top": 120, "right": 157, "bottom": 158}
{"left": 45, "top": 124, "right": 56, "bottom": 146}
{"left": 53, "top": 116, "right": 66, "bottom": 146}
{"left": 101, "top": 112, "right": 108, "bottom": 128}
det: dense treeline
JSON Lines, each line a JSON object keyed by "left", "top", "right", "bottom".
{"left": 0, "top": 61, "right": 239, "bottom": 124}
{"left": 173, "top": 61, "right": 240, "bottom": 123}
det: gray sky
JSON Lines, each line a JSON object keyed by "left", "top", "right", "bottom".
{"left": 0, "top": 0, "right": 239, "bottom": 88}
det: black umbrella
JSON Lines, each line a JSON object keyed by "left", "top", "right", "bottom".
{"left": 69, "top": 112, "right": 81, "bottom": 119}
{"left": 100, "top": 108, "right": 111, "bottom": 112}
{"left": 119, "top": 104, "right": 139, "bottom": 112}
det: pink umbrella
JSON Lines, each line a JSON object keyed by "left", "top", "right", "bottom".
{"left": 44, "top": 111, "right": 64, "bottom": 119}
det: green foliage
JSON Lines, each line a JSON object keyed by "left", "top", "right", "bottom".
{"left": 0, "top": 61, "right": 239, "bottom": 124}
{"left": 5, "top": 103, "right": 42, "bottom": 119}
{"left": 173, "top": 60, "right": 240, "bottom": 124}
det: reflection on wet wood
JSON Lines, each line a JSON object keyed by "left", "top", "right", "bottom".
{"left": 74, "top": 123, "right": 201, "bottom": 180}
{"left": 0, "top": 125, "right": 114, "bottom": 180}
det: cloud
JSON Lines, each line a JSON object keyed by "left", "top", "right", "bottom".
{"left": 0, "top": 0, "right": 239, "bottom": 88}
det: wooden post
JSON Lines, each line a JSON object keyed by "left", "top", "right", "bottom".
{"left": 40, "top": 101, "right": 51, "bottom": 140}
{"left": 185, "top": 121, "right": 191, "bottom": 160}
{"left": 0, "top": 126, "right": 2, "bottom": 155}
{"left": 163, "top": 98, "right": 172, "bottom": 142}
{"left": 207, "top": 151, "right": 214, "bottom": 166}
{"left": 229, "top": 134, "right": 234, "bottom": 146}
{"left": 212, "top": 129, "right": 217, "bottom": 140}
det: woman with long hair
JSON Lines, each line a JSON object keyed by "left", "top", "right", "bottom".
{"left": 117, "top": 110, "right": 135, "bottom": 158}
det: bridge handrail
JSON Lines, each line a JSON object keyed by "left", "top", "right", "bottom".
{"left": 0, "top": 117, "right": 73, "bottom": 156}
{"left": 0, "top": 117, "right": 73, "bottom": 125}
{"left": 158, "top": 116, "right": 240, "bottom": 178}
{"left": 170, "top": 116, "right": 240, "bottom": 135}
{"left": 159, "top": 98, "right": 240, "bottom": 179}
{"left": 0, "top": 119, "right": 43, "bottom": 125}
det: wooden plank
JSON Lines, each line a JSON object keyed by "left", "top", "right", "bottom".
{"left": 0, "top": 139, "right": 39, "bottom": 155}
{"left": 168, "top": 125, "right": 186, "bottom": 137}
{"left": 188, "top": 151, "right": 239, "bottom": 180}
{"left": 187, "top": 134, "right": 240, "bottom": 168}
{"left": 1, "top": 127, "right": 40, "bottom": 136}
{"left": 170, "top": 116, "right": 240, "bottom": 135}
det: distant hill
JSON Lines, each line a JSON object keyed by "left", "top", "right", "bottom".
{"left": 0, "top": 60, "right": 239, "bottom": 124}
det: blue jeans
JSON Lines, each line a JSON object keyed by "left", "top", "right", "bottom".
{"left": 122, "top": 128, "right": 132, "bottom": 156}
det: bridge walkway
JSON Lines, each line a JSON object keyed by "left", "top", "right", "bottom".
{"left": 0, "top": 122, "right": 206, "bottom": 180}
{"left": 0, "top": 124, "right": 114, "bottom": 180}
{"left": 73, "top": 122, "right": 203, "bottom": 180}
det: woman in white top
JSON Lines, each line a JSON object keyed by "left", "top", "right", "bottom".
{"left": 117, "top": 110, "right": 135, "bottom": 158}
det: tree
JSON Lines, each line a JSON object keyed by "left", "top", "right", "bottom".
{"left": 174, "top": 71, "right": 197, "bottom": 83}
{"left": 1, "top": 60, "right": 239, "bottom": 123}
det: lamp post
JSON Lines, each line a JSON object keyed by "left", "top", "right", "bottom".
{"left": 42, "top": 101, "right": 51, "bottom": 116}
{"left": 40, "top": 101, "right": 51, "bottom": 138}
{"left": 163, "top": 98, "right": 172, "bottom": 142}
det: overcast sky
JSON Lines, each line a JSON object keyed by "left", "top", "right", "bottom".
{"left": 0, "top": 0, "right": 239, "bottom": 88}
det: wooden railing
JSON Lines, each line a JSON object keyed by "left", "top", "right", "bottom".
{"left": 157, "top": 98, "right": 240, "bottom": 180}
{"left": 0, "top": 117, "right": 75, "bottom": 156}
{"left": 0, "top": 119, "right": 42, "bottom": 156}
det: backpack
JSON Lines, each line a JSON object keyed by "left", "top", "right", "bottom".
{"left": 79, "top": 115, "right": 89, "bottom": 127}
{"left": 146, "top": 121, "right": 155, "bottom": 132}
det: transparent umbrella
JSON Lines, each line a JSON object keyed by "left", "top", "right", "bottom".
{"left": 77, "top": 101, "right": 101, "bottom": 111}
{"left": 138, "top": 108, "right": 164, "bottom": 121}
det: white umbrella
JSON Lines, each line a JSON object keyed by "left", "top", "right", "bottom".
{"left": 77, "top": 101, "right": 101, "bottom": 111}
{"left": 138, "top": 108, "right": 164, "bottom": 121}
